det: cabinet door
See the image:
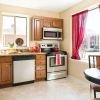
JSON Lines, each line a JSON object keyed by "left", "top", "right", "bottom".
{"left": 43, "top": 18, "right": 63, "bottom": 28}
{"left": 32, "top": 18, "right": 43, "bottom": 40}
{"left": 0, "top": 64, "right": 1, "bottom": 82}
{"left": 0, "top": 63, "right": 12, "bottom": 85}
{"left": 43, "top": 18, "right": 52, "bottom": 27}
{"left": 52, "top": 19, "right": 63, "bottom": 28}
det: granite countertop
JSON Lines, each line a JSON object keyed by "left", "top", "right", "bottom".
{"left": 0, "top": 52, "right": 46, "bottom": 56}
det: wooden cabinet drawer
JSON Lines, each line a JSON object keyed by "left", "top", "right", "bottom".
{"left": 36, "top": 54, "right": 46, "bottom": 60}
{"left": 36, "top": 60, "right": 46, "bottom": 65}
{"left": 36, "top": 70, "right": 46, "bottom": 79}
{"left": 36, "top": 65, "right": 45, "bottom": 70}
{"left": 35, "top": 54, "right": 46, "bottom": 80}
{"left": 0, "top": 56, "right": 12, "bottom": 62}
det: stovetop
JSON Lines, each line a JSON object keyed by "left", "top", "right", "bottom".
{"left": 46, "top": 50, "right": 67, "bottom": 56}
{"left": 40, "top": 43, "right": 67, "bottom": 56}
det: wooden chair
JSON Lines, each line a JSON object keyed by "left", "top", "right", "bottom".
{"left": 89, "top": 55, "right": 100, "bottom": 99}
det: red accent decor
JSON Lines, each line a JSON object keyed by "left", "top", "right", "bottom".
{"left": 56, "top": 54, "right": 61, "bottom": 65}
{"left": 72, "top": 10, "right": 88, "bottom": 60}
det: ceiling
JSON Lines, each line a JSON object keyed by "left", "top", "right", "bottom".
{"left": 0, "top": 0, "right": 82, "bottom": 12}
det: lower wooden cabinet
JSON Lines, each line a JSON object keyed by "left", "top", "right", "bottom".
{"left": 36, "top": 65, "right": 45, "bottom": 70}
{"left": 0, "top": 54, "right": 46, "bottom": 87}
{"left": 36, "top": 70, "right": 46, "bottom": 80}
{"left": 35, "top": 54, "right": 46, "bottom": 80}
{"left": 0, "top": 57, "right": 12, "bottom": 86}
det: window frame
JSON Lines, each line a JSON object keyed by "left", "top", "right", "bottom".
{"left": 2, "top": 14, "right": 28, "bottom": 47}
{"left": 80, "top": 8, "right": 100, "bottom": 61}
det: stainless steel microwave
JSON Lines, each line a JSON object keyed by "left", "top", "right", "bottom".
{"left": 42, "top": 27, "right": 62, "bottom": 40}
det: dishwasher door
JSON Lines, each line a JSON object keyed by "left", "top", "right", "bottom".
{"left": 13, "top": 55, "right": 35, "bottom": 84}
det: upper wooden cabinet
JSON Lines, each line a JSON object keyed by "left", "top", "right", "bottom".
{"left": 43, "top": 18, "right": 63, "bottom": 28}
{"left": 31, "top": 16, "right": 63, "bottom": 41}
{"left": 31, "top": 17, "right": 43, "bottom": 40}
{"left": 43, "top": 19, "right": 52, "bottom": 27}
{"left": 52, "top": 19, "right": 63, "bottom": 28}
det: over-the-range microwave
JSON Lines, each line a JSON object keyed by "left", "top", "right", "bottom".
{"left": 42, "top": 27, "right": 62, "bottom": 40}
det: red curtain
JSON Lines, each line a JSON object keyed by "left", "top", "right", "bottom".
{"left": 72, "top": 10, "right": 88, "bottom": 60}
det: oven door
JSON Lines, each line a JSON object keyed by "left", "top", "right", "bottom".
{"left": 47, "top": 55, "right": 67, "bottom": 72}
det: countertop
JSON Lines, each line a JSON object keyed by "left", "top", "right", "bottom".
{"left": 0, "top": 52, "right": 46, "bottom": 56}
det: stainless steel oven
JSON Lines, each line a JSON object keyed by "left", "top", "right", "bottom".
{"left": 47, "top": 51, "right": 67, "bottom": 80}
{"left": 40, "top": 43, "right": 67, "bottom": 80}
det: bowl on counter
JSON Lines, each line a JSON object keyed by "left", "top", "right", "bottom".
{"left": 28, "top": 46, "right": 40, "bottom": 52}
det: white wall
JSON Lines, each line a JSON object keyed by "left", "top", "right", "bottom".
{"left": 60, "top": 0, "right": 100, "bottom": 81}
{"left": 0, "top": 4, "right": 60, "bottom": 46}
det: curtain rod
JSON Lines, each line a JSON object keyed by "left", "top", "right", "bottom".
{"left": 88, "top": 6, "right": 99, "bottom": 12}
{"left": 72, "top": 5, "right": 99, "bottom": 16}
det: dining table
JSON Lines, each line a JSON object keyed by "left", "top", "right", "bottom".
{"left": 84, "top": 68, "right": 100, "bottom": 85}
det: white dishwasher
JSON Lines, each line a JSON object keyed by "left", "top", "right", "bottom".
{"left": 13, "top": 55, "right": 35, "bottom": 85}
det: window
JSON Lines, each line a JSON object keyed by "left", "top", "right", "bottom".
{"left": 80, "top": 8, "right": 100, "bottom": 60}
{"left": 2, "top": 15, "right": 27, "bottom": 47}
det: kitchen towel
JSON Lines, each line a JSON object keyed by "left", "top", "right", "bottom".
{"left": 56, "top": 53, "right": 61, "bottom": 65}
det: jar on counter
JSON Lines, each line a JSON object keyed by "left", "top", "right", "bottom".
{"left": 0, "top": 50, "right": 7, "bottom": 54}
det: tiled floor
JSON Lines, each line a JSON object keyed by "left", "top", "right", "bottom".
{"left": 0, "top": 76, "right": 91, "bottom": 100}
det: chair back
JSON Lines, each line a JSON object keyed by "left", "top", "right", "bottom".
{"left": 88, "top": 55, "right": 100, "bottom": 68}
{"left": 96, "top": 56, "right": 100, "bottom": 69}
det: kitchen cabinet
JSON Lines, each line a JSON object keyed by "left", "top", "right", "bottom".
{"left": 31, "top": 16, "right": 63, "bottom": 41}
{"left": 35, "top": 54, "right": 46, "bottom": 80}
{"left": 31, "top": 17, "right": 43, "bottom": 40}
{"left": 43, "top": 18, "right": 52, "bottom": 27}
{"left": 43, "top": 18, "right": 63, "bottom": 28}
{"left": 0, "top": 56, "right": 12, "bottom": 86}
